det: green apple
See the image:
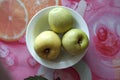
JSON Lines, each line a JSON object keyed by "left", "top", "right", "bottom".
{"left": 48, "top": 7, "right": 73, "bottom": 33}
{"left": 62, "top": 29, "right": 89, "bottom": 55}
{"left": 34, "top": 31, "right": 61, "bottom": 60}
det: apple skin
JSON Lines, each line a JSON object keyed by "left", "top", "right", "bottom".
{"left": 34, "top": 31, "right": 61, "bottom": 60}
{"left": 62, "top": 29, "right": 89, "bottom": 55}
{"left": 48, "top": 7, "right": 73, "bottom": 33}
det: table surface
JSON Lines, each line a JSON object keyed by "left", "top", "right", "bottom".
{"left": 0, "top": 0, "right": 120, "bottom": 80}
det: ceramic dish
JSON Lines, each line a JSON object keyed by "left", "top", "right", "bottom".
{"left": 26, "top": 6, "right": 89, "bottom": 69}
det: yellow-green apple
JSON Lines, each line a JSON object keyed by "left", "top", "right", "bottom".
{"left": 48, "top": 7, "right": 73, "bottom": 33}
{"left": 34, "top": 31, "right": 61, "bottom": 60}
{"left": 62, "top": 29, "right": 89, "bottom": 55}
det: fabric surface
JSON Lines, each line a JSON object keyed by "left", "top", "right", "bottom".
{"left": 0, "top": 0, "right": 120, "bottom": 80}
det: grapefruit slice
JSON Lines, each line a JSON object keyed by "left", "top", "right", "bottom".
{"left": 0, "top": 0, "right": 28, "bottom": 42}
{"left": 21, "top": 0, "right": 61, "bottom": 20}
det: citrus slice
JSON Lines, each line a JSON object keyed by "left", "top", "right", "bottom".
{"left": 21, "top": 0, "right": 61, "bottom": 20}
{"left": 0, "top": 0, "right": 28, "bottom": 42}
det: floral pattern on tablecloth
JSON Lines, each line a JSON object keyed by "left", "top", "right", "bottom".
{"left": 0, "top": 0, "right": 120, "bottom": 80}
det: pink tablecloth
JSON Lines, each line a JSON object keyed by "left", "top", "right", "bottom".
{"left": 0, "top": 0, "right": 120, "bottom": 80}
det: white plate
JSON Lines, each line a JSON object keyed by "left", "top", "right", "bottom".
{"left": 26, "top": 6, "right": 89, "bottom": 69}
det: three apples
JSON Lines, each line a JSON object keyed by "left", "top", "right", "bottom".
{"left": 34, "top": 7, "right": 89, "bottom": 60}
